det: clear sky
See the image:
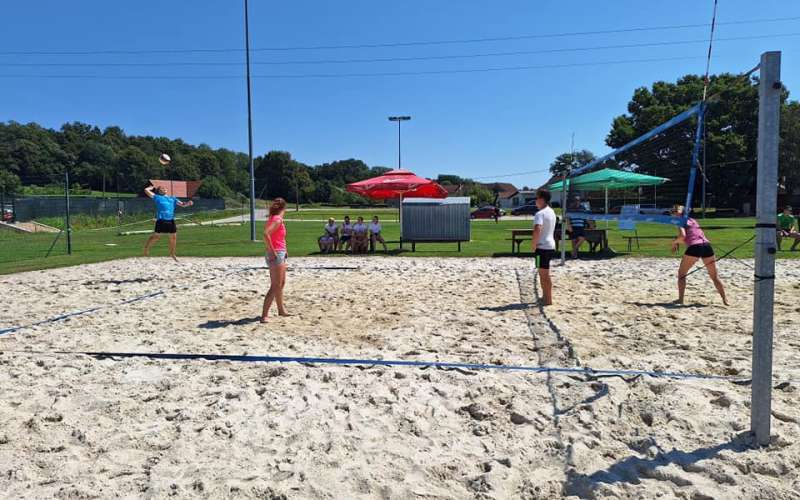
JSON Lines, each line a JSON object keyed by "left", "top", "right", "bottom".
{"left": 1, "top": 0, "right": 798, "bottom": 188}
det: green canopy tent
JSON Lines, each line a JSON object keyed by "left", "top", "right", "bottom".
{"left": 548, "top": 168, "right": 669, "bottom": 215}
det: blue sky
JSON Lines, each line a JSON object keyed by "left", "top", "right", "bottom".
{"left": 1, "top": 0, "right": 798, "bottom": 188}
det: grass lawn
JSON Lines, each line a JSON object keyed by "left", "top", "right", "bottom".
{"left": 1, "top": 215, "right": 796, "bottom": 275}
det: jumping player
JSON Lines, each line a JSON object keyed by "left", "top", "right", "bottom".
{"left": 143, "top": 184, "right": 193, "bottom": 261}
{"left": 531, "top": 189, "right": 556, "bottom": 306}
{"left": 671, "top": 205, "right": 729, "bottom": 306}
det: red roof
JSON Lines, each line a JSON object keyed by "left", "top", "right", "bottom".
{"left": 148, "top": 180, "right": 202, "bottom": 198}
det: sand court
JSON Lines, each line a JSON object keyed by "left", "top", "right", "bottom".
{"left": 1, "top": 256, "right": 799, "bottom": 498}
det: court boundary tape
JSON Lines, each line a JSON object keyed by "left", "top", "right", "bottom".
{"left": 2, "top": 348, "right": 758, "bottom": 384}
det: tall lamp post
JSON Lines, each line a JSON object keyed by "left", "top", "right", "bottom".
{"left": 388, "top": 116, "right": 411, "bottom": 169}
{"left": 244, "top": 0, "right": 257, "bottom": 241}
{"left": 388, "top": 116, "right": 411, "bottom": 245}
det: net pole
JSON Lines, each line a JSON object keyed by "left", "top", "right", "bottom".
{"left": 751, "top": 51, "right": 781, "bottom": 447}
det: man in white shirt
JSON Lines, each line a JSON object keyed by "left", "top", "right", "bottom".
{"left": 531, "top": 189, "right": 556, "bottom": 305}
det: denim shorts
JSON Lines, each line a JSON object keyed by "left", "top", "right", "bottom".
{"left": 266, "top": 250, "right": 288, "bottom": 266}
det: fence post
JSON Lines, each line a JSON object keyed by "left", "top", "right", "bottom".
{"left": 751, "top": 51, "right": 781, "bottom": 447}
{"left": 64, "top": 167, "right": 72, "bottom": 255}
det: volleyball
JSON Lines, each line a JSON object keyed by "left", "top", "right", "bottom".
{"left": 159, "top": 153, "right": 172, "bottom": 165}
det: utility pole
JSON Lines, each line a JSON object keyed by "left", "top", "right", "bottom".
{"left": 751, "top": 51, "right": 781, "bottom": 447}
{"left": 244, "top": 0, "right": 257, "bottom": 241}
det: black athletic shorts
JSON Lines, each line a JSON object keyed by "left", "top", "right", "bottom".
{"left": 535, "top": 249, "right": 555, "bottom": 269}
{"left": 685, "top": 244, "right": 714, "bottom": 258}
{"left": 571, "top": 227, "right": 586, "bottom": 240}
{"left": 154, "top": 219, "right": 177, "bottom": 234}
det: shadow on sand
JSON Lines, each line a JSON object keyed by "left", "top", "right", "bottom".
{"left": 478, "top": 302, "right": 538, "bottom": 312}
{"left": 199, "top": 317, "right": 261, "bottom": 329}
{"left": 563, "top": 433, "right": 754, "bottom": 497}
{"left": 625, "top": 301, "right": 708, "bottom": 309}
{"left": 84, "top": 277, "right": 154, "bottom": 286}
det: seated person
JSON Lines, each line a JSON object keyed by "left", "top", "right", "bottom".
{"left": 319, "top": 233, "right": 335, "bottom": 253}
{"left": 351, "top": 216, "right": 369, "bottom": 253}
{"left": 339, "top": 216, "right": 353, "bottom": 251}
{"left": 369, "top": 216, "right": 388, "bottom": 253}
{"left": 567, "top": 202, "right": 589, "bottom": 258}
{"left": 319, "top": 218, "right": 339, "bottom": 251}
{"left": 777, "top": 205, "right": 800, "bottom": 251}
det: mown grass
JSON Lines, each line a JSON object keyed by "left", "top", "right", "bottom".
{"left": 0, "top": 214, "right": 795, "bottom": 275}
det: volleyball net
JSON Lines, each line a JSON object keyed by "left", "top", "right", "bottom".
{"left": 550, "top": 103, "right": 707, "bottom": 226}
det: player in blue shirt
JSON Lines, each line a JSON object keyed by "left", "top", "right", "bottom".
{"left": 143, "top": 184, "right": 193, "bottom": 261}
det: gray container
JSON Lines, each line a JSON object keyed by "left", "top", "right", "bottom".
{"left": 401, "top": 197, "right": 470, "bottom": 251}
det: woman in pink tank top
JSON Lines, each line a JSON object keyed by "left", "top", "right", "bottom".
{"left": 261, "top": 198, "right": 290, "bottom": 322}
{"left": 670, "top": 205, "right": 728, "bottom": 305}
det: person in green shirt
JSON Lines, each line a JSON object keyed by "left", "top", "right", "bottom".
{"left": 777, "top": 206, "right": 800, "bottom": 251}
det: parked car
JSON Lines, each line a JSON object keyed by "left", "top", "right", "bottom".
{"left": 511, "top": 204, "right": 538, "bottom": 216}
{"left": 470, "top": 206, "right": 505, "bottom": 219}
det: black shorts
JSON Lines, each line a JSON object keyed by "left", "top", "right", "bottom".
{"left": 154, "top": 219, "right": 177, "bottom": 234}
{"left": 535, "top": 249, "right": 555, "bottom": 269}
{"left": 571, "top": 227, "right": 586, "bottom": 240}
{"left": 685, "top": 244, "right": 714, "bottom": 258}
{"left": 341, "top": 234, "right": 352, "bottom": 242}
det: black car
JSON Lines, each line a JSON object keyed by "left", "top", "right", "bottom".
{"left": 511, "top": 204, "right": 538, "bottom": 216}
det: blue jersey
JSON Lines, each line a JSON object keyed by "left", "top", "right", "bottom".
{"left": 153, "top": 194, "right": 177, "bottom": 220}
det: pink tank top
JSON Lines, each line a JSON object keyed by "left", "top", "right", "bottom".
{"left": 685, "top": 218, "right": 709, "bottom": 246}
{"left": 267, "top": 215, "right": 287, "bottom": 251}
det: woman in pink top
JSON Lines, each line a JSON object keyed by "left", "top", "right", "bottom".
{"left": 670, "top": 205, "right": 728, "bottom": 306}
{"left": 261, "top": 198, "right": 290, "bottom": 322}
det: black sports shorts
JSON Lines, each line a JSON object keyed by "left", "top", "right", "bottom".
{"left": 154, "top": 219, "right": 177, "bottom": 234}
{"left": 535, "top": 248, "right": 555, "bottom": 269}
{"left": 685, "top": 244, "right": 714, "bottom": 258}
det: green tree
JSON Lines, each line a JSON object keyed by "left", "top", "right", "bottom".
{"left": 549, "top": 150, "right": 596, "bottom": 176}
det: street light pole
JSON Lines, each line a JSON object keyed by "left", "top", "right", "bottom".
{"left": 244, "top": 0, "right": 257, "bottom": 241}
{"left": 388, "top": 116, "right": 411, "bottom": 169}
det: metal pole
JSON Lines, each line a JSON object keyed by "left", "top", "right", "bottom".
{"left": 751, "top": 51, "right": 781, "bottom": 447}
{"left": 397, "top": 120, "right": 402, "bottom": 169}
{"left": 244, "top": 0, "right": 257, "bottom": 241}
{"left": 560, "top": 135, "right": 574, "bottom": 265}
{"left": 64, "top": 166, "right": 72, "bottom": 255}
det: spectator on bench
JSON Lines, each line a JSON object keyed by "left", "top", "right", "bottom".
{"left": 352, "top": 216, "right": 369, "bottom": 254}
{"left": 778, "top": 205, "right": 800, "bottom": 251}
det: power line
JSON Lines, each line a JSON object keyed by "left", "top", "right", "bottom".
{"left": 0, "top": 15, "right": 798, "bottom": 56}
{"left": 471, "top": 168, "right": 552, "bottom": 180}
{"left": 0, "top": 54, "right": 715, "bottom": 80}
{"left": 2, "top": 32, "right": 797, "bottom": 67}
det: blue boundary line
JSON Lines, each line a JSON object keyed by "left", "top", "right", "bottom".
{"left": 23, "top": 349, "right": 750, "bottom": 383}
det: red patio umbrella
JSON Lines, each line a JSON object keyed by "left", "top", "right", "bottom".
{"left": 346, "top": 169, "right": 447, "bottom": 247}
{"left": 345, "top": 169, "right": 447, "bottom": 200}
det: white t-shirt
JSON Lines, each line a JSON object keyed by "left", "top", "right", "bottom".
{"left": 324, "top": 223, "right": 338, "bottom": 235}
{"left": 342, "top": 222, "right": 353, "bottom": 235}
{"left": 353, "top": 223, "right": 368, "bottom": 234}
{"left": 369, "top": 222, "right": 382, "bottom": 234}
{"left": 533, "top": 206, "right": 556, "bottom": 250}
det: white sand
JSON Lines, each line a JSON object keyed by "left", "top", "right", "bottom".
{"left": 0, "top": 256, "right": 798, "bottom": 499}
